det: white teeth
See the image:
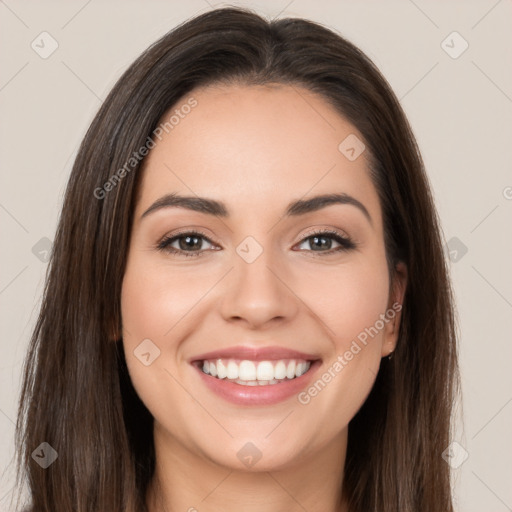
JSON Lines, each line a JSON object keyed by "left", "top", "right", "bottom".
{"left": 226, "top": 360, "right": 239, "bottom": 379}
{"left": 216, "top": 359, "right": 227, "bottom": 379}
{"left": 286, "top": 360, "right": 296, "bottom": 379}
{"left": 296, "top": 362, "right": 307, "bottom": 377}
{"left": 274, "top": 361, "right": 287, "bottom": 380}
{"left": 238, "top": 360, "right": 256, "bottom": 381}
{"left": 201, "top": 358, "right": 312, "bottom": 384}
{"left": 256, "top": 361, "right": 274, "bottom": 381}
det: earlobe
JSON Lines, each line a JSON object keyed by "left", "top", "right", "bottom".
{"left": 381, "top": 316, "right": 400, "bottom": 358}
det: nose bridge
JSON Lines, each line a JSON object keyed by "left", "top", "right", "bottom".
{"left": 219, "top": 237, "right": 298, "bottom": 327}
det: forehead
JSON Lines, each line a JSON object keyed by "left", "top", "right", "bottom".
{"left": 134, "top": 83, "right": 381, "bottom": 226}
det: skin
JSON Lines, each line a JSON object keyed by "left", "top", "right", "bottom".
{"left": 120, "top": 83, "right": 407, "bottom": 512}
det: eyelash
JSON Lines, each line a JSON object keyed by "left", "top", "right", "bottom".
{"left": 156, "top": 229, "right": 356, "bottom": 258}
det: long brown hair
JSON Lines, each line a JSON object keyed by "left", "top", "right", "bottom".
{"left": 14, "top": 7, "right": 459, "bottom": 511}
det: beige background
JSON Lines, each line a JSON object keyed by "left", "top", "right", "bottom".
{"left": 1, "top": 1, "right": 511, "bottom": 510}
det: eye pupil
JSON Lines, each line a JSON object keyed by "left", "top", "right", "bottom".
{"left": 180, "top": 235, "right": 202, "bottom": 251}
{"left": 310, "top": 235, "right": 331, "bottom": 251}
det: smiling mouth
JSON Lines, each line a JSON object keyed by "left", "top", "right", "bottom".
{"left": 196, "top": 358, "right": 314, "bottom": 386}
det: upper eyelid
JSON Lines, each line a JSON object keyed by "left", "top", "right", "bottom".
{"left": 300, "top": 227, "right": 350, "bottom": 240}
{"left": 157, "top": 230, "right": 217, "bottom": 251}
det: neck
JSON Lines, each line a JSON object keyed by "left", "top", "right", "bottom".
{"left": 146, "top": 423, "right": 349, "bottom": 512}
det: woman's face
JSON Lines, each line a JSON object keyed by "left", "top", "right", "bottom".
{"left": 121, "top": 83, "right": 405, "bottom": 471}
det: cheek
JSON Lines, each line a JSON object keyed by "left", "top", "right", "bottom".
{"left": 336, "top": 268, "right": 389, "bottom": 343}
{"left": 292, "top": 253, "right": 390, "bottom": 425}
{"left": 120, "top": 256, "right": 204, "bottom": 436}
{"left": 299, "top": 253, "right": 390, "bottom": 348}
{"left": 120, "top": 254, "right": 212, "bottom": 342}
{"left": 119, "top": 250, "right": 227, "bottom": 383}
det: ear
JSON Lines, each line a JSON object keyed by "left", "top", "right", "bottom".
{"left": 381, "top": 261, "right": 407, "bottom": 358}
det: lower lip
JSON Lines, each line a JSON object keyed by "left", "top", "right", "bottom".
{"left": 192, "top": 360, "right": 321, "bottom": 406}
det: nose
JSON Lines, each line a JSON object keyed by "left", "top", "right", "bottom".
{"left": 219, "top": 247, "right": 299, "bottom": 330}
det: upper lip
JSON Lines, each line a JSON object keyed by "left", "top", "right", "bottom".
{"left": 190, "top": 345, "right": 321, "bottom": 362}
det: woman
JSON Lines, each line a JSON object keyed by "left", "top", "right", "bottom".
{"left": 15, "top": 7, "right": 459, "bottom": 512}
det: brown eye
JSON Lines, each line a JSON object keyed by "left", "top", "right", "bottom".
{"left": 157, "top": 231, "right": 216, "bottom": 257}
{"left": 296, "top": 230, "right": 356, "bottom": 254}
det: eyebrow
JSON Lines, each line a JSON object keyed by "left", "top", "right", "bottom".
{"left": 140, "top": 192, "right": 372, "bottom": 224}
